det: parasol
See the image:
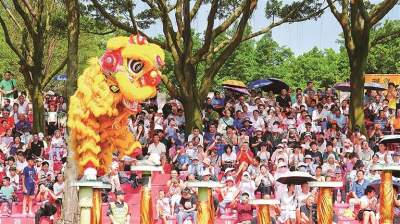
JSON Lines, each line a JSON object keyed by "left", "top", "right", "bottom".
{"left": 248, "top": 79, "right": 273, "bottom": 90}
{"left": 379, "top": 135, "right": 400, "bottom": 144}
{"left": 222, "top": 80, "right": 247, "bottom": 89}
{"left": 364, "top": 82, "right": 387, "bottom": 91}
{"left": 223, "top": 86, "right": 250, "bottom": 95}
{"left": 334, "top": 82, "right": 387, "bottom": 92}
{"left": 276, "top": 171, "right": 316, "bottom": 185}
{"left": 258, "top": 78, "right": 289, "bottom": 94}
{"left": 334, "top": 82, "right": 351, "bottom": 92}
{"left": 367, "top": 177, "right": 400, "bottom": 195}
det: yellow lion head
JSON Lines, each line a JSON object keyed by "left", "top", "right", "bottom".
{"left": 100, "top": 35, "right": 165, "bottom": 110}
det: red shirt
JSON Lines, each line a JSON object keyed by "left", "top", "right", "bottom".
{"left": 0, "top": 117, "right": 14, "bottom": 130}
{"left": 237, "top": 150, "right": 253, "bottom": 165}
{"left": 232, "top": 203, "right": 256, "bottom": 222}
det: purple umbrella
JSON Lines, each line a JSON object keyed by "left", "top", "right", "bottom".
{"left": 223, "top": 86, "right": 250, "bottom": 95}
{"left": 248, "top": 79, "right": 273, "bottom": 90}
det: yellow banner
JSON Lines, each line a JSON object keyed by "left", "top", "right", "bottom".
{"left": 365, "top": 74, "right": 400, "bottom": 86}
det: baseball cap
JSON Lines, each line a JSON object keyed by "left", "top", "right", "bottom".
{"left": 304, "top": 154, "right": 313, "bottom": 160}
{"left": 298, "top": 162, "right": 306, "bottom": 168}
{"left": 277, "top": 161, "right": 287, "bottom": 168}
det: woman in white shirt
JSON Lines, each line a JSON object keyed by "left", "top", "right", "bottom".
{"left": 278, "top": 184, "right": 297, "bottom": 224}
{"left": 221, "top": 145, "right": 236, "bottom": 171}
{"left": 52, "top": 173, "right": 64, "bottom": 204}
{"left": 46, "top": 104, "right": 58, "bottom": 136}
{"left": 49, "top": 130, "right": 66, "bottom": 161}
{"left": 238, "top": 171, "right": 256, "bottom": 199}
{"left": 255, "top": 164, "right": 274, "bottom": 198}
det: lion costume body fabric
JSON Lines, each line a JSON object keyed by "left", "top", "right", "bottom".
{"left": 68, "top": 35, "right": 165, "bottom": 176}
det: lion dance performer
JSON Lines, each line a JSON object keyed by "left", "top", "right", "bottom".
{"left": 68, "top": 35, "right": 164, "bottom": 223}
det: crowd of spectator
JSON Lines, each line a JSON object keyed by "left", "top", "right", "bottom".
{"left": 2, "top": 67, "right": 400, "bottom": 224}
{"left": 113, "top": 80, "right": 400, "bottom": 224}
{"left": 0, "top": 71, "right": 66, "bottom": 223}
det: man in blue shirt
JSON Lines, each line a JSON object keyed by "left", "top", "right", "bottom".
{"left": 211, "top": 91, "right": 225, "bottom": 113}
{"left": 173, "top": 147, "right": 189, "bottom": 171}
{"left": 330, "top": 108, "right": 347, "bottom": 129}
{"left": 349, "top": 170, "right": 369, "bottom": 210}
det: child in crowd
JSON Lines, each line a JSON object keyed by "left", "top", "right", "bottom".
{"left": 16, "top": 151, "right": 27, "bottom": 174}
{"left": 52, "top": 173, "right": 64, "bottom": 204}
{"left": 5, "top": 156, "right": 15, "bottom": 177}
{"left": 0, "top": 176, "right": 14, "bottom": 215}
{"left": 8, "top": 166, "right": 19, "bottom": 190}
{"left": 156, "top": 190, "right": 171, "bottom": 224}
{"left": 22, "top": 157, "right": 37, "bottom": 216}
{"left": 49, "top": 130, "right": 65, "bottom": 161}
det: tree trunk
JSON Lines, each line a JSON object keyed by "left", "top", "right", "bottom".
{"left": 30, "top": 86, "right": 45, "bottom": 133}
{"left": 182, "top": 95, "right": 203, "bottom": 135}
{"left": 349, "top": 48, "right": 369, "bottom": 135}
{"left": 61, "top": 0, "right": 80, "bottom": 223}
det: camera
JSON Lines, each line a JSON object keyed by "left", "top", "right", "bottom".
{"left": 311, "top": 204, "right": 318, "bottom": 223}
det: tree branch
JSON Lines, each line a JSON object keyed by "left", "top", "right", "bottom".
{"left": 82, "top": 29, "right": 116, "bottom": 35}
{"left": 208, "top": 2, "right": 330, "bottom": 59}
{"left": 199, "top": 0, "right": 256, "bottom": 100}
{"left": 91, "top": 0, "right": 136, "bottom": 33}
{"left": 21, "top": 0, "right": 37, "bottom": 22}
{"left": 192, "top": 0, "right": 219, "bottom": 63}
{"left": 358, "top": 0, "right": 370, "bottom": 23}
{"left": 155, "top": 0, "right": 182, "bottom": 55}
{"left": 327, "top": 0, "right": 354, "bottom": 56}
{"left": 370, "top": 29, "right": 400, "bottom": 47}
{"left": 212, "top": 2, "right": 247, "bottom": 38}
{"left": 42, "top": 57, "right": 67, "bottom": 88}
{"left": 12, "top": 0, "right": 36, "bottom": 38}
{"left": 182, "top": 0, "right": 192, "bottom": 61}
{"left": 90, "top": 0, "right": 165, "bottom": 47}
{"left": 175, "top": 0, "right": 184, "bottom": 37}
{"left": 0, "top": 13, "right": 23, "bottom": 61}
{"left": 369, "top": 0, "right": 398, "bottom": 27}
{"left": 0, "top": 0, "right": 22, "bottom": 30}
{"left": 127, "top": 1, "right": 138, "bottom": 34}
{"left": 160, "top": 74, "right": 178, "bottom": 99}
{"left": 190, "top": 0, "right": 203, "bottom": 20}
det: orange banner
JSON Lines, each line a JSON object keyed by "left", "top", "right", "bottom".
{"left": 365, "top": 74, "right": 400, "bottom": 86}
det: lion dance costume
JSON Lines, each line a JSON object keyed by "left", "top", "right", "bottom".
{"left": 68, "top": 35, "right": 164, "bottom": 224}
{"left": 68, "top": 35, "right": 164, "bottom": 179}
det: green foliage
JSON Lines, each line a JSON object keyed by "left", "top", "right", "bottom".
{"left": 279, "top": 48, "right": 349, "bottom": 88}
{"left": 367, "top": 20, "right": 400, "bottom": 74}
{"left": 214, "top": 33, "right": 348, "bottom": 91}
{"left": 265, "top": 0, "right": 324, "bottom": 21}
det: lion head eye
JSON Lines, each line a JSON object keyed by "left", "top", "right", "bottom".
{"left": 128, "top": 59, "right": 144, "bottom": 74}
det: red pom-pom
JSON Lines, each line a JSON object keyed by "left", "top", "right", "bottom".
{"left": 100, "top": 49, "right": 122, "bottom": 73}
{"left": 143, "top": 71, "right": 161, "bottom": 86}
